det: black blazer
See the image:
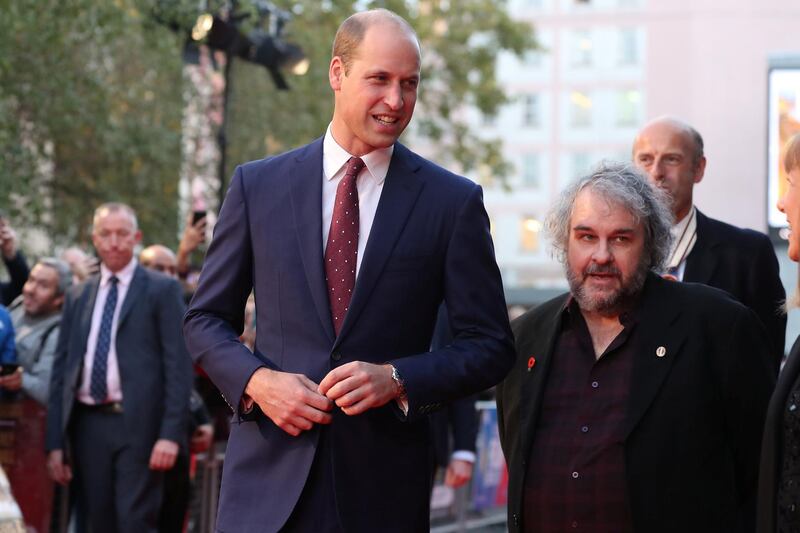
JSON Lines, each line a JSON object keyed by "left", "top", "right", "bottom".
{"left": 757, "top": 336, "right": 800, "bottom": 532}
{"left": 497, "top": 273, "right": 775, "bottom": 533}
{"left": 685, "top": 210, "right": 786, "bottom": 369}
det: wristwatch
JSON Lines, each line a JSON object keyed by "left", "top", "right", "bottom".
{"left": 390, "top": 365, "right": 408, "bottom": 402}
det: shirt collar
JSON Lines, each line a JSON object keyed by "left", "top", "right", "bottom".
{"left": 322, "top": 124, "right": 394, "bottom": 185}
{"left": 670, "top": 205, "right": 695, "bottom": 238}
{"left": 100, "top": 257, "right": 137, "bottom": 287}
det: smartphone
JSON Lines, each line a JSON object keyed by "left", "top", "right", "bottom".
{"left": 192, "top": 210, "right": 207, "bottom": 225}
{"left": 0, "top": 364, "right": 19, "bottom": 376}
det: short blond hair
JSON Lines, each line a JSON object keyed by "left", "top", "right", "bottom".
{"left": 785, "top": 133, "right": 800, "bottom": 174}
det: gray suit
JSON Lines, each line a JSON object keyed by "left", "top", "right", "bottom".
{"left": 46, "top": 265, "right": 191, "bottom": 532}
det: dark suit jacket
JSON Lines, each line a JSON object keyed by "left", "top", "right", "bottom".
{"left": 45, "top": 266, "right": 192, "bottom": 454}
{"left": 686, "top": 210, "right": 786, "bottom": 368}
{"left": 430, "top": 305, "right": 479, "bottom": 469}
{"left": 757, "top": 336, "right": 800, "bottom": 532}
{"left": 497, "top": 273, "right": 774, "bottom": 533}
{"left": 184, "top": 138, "right": 514, "bottom": 533}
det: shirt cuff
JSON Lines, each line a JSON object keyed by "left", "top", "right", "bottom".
{"left": 451, "top": 450, "right": 476, "bottom": 463}
{"left": 395, "top": 397, "right": 408, "bottom": 416}
{"left": 241, "top": 394, "right": 255, "bottom": 414}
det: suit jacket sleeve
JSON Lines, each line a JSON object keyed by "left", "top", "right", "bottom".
{"left": 747, "top": 235, "right": 786, "bottom": 369}
{"left": 724, "top": 305, "right": 776, "bottom": 527}
{"left": 1, "top": 252, "right": 29, "bottom": 306}
{"left": 156, "top": 278, "right": 193, "bottom": 444}
{"left": 392, "top": 185, "right": 514, "bottom": 419}
{"left": 45, "top": 287, "right": 77, "bottom": 452}
{"left": 184, "top": 167, "right": 272, "bottom": 415}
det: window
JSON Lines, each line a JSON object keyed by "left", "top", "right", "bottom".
{"left": 520, "top": 216, "right": 543, "bottom": 253}
{"left": 569, "top": 91, "right": 592, "bottom": 127}
{"left": 616, "top": 90, "right": 641, "bottom": 127}
{"left": 522, "top": 93, "right": 540, "bottom": 127}
{"left": 570, "top": 30, "right": 593, "bottom": 68}
{"left": 521, "top": 153, "right": 541, "bottom": 189}
{"left": 618, "top": 28, "right": 638, "bottom": 66}
{"left": 571, "top": 152, "right": 591, "bottom": 179}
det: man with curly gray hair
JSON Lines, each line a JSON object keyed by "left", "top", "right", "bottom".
{"left": 496, "top": 161, "right": 775, "bottom": 533}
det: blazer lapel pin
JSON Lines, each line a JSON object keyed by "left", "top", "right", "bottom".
{"left": 527, "top": 356, "right": 536, "bottom": 372}
{"left": 656, "top": 346, "right": 666, "bottom": 358}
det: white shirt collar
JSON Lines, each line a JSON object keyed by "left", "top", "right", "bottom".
{"left": 100, "top": 257, "right": 137, "bottom": 287}
{"left": 322, "top": 124, "right": 394, "bottom": 184}
{"left": 670, "top": 205, "right": 696, "bottom": 239}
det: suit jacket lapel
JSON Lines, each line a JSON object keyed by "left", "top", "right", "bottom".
{"left": 516, "top": 296, "right": 569, "bottom": 467}
{"left": 289, "top": 138, "right": 336, "bottom": 343}
{"left": 683, "top": 210, "right": 717, "bottom": 284}
{"left": 335, "top": 144, "right": 424, "bottom": 344}
{"left": 623, "top": 274, "right": 686, "bottom": 438}
{"left": 117, "top": 266, "right": 146, "bottom": 330}
{"left": 78, "top": 276, "right": 100, "bottom": 358}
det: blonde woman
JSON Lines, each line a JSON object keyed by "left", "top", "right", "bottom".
{"left": 758, "top": 132, "right": 800, "bottom": 532}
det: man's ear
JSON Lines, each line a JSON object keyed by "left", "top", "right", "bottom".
{"left": 693, "top": 155, "right": 707, "bottom": 184}
{"left": 329, "top": 56, "right": 344, "bottom": 91}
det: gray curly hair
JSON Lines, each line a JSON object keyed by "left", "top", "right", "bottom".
{"left": 545, "top": 161, "right": 675, "bottom": 272}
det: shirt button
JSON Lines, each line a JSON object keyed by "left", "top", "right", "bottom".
{"left": 581, "top": 425, "right": 589, "bottom": 433}
{"left": 331, "top": 352, "right": 342, "bottom": 361}
{"left": 572, "top": 521, "right": 578, "bottom": 528}
{"left": 572, "top": 471, "right": 579, "bottom": 479}
{"left": 591, "top": 381, "right": 599, "bottom": 389}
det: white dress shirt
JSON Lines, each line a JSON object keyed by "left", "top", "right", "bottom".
{"left": 76, "top": 258, "right": 137, "bottom": 404}
{"left": 667, "top": 206, "right": 698, "bottom": 281}
{"left": 322, "top": 124, "right": 393, "bottom": 276}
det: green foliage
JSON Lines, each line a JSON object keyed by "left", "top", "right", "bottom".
{"left": 0, "top": 0, "right": 184, "bottom": 248}
{"left": 225, "top": 0, "right": 536, "bottom": 189}
{"left": 0, "top": 0, "right": 535, "bottom": 250}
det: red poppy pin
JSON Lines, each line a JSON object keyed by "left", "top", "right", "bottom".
{"left": 527, "top": 356, "right": 536, "bottom": 372}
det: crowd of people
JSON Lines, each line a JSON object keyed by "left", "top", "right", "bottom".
{"left": 0, "top": 207, "right": 217, "bottom": 532}
{"left": 2, "top": 6, "right": 800, "bottom": 533}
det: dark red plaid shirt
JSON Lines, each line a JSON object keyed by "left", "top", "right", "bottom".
{"left": 523, "top": 298, "right": 636, "bottom": 533}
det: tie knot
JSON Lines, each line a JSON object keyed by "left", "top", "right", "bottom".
{"left": 109, "top": 276, "right": 119, "bottom": 285}
{"left": 345, "top": 157, "right": 365, "bottom": 178}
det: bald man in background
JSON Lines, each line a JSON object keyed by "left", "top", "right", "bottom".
{"left": 633, "top": 117, "right": 786, "bottom": 369}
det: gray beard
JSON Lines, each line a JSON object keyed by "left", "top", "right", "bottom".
{"left": 566, "top": 256, "right": 649, "bottom": 315}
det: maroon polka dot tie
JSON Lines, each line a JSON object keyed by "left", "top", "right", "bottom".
{"left": 325, "top": 157, "right": 365, "bottom": 336}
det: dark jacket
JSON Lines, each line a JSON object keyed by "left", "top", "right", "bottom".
{"left": 497, "top": 273, "right": 775, "bottom": 533}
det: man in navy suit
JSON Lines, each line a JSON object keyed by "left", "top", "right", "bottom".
{"left": 633, "top": 116, "right": 786, "bottom": 368}
{"left": 46, "top": 203, "right": 192, "bottom": 533}
{"left": 184, "top": 8, "right": 514, "bottom": 533}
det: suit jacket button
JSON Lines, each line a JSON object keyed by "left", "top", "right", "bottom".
{"left": 331, "top": 352, "right": 342, "bottom": 361}
{"left": 513, "top": 513, "right": 519, "bottom": 525}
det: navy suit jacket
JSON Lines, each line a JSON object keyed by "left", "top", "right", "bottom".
{"left": 184, "top": 138, "right": 514, "bottom": 532}
{"left": 685, "top": 210, "right": 786, "bottom": 368}
{"left": 45, "top": 266, "right": 192, "bottom": 454}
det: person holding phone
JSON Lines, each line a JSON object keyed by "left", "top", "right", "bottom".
{"left": 2, "top": 258, "right": 70, "bottom": 532}
{"left": 0, "top": 304, "right": 15, "bottom": 373}
{"left": 0, "top": 213, "right": 30, "bottom": 306}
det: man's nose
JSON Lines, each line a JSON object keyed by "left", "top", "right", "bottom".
{"left": 591, "top": 241, "right": 612, "bottom": 263}
{"left": 384, "top": 83, "right": 403, "bottom": 110}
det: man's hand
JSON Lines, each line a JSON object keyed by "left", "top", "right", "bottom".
{"left": 318, "top": 362, "right": 399, "bottom": 416}
{"left": 0, "top": 223, "right": 18, "bottom": 260}
{"left": 149, "top": 439, "right": 179, "bottom": 471}
{"left": 245, "top": 367, "right": 333, "bottom": 437}
{"left": 47, "top": 450, "right": 73, "bottom": 485}
{"left": 0, "top": 367, "right": 22, "bottom": 391}
{"left": 190, "top": 424, "right": 214, "bottom": 454}
{"left": 444, "top": 459, "right": 474, "bottom": 488}
{"left": 178, "top": 214, "right": 207, "bottom": 256}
